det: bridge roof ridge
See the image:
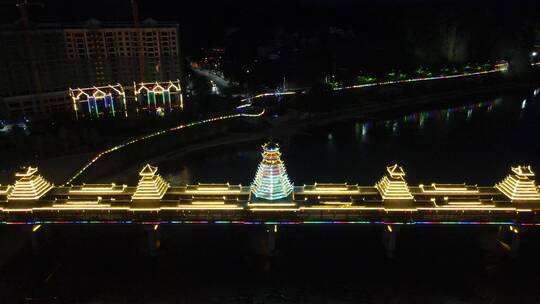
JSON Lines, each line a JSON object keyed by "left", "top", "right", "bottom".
{"left": 139, "top": 164, "right": 158, "bottom": 176}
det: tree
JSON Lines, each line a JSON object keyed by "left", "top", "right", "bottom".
{"left": 440, "top": 21, "right": 468, "bottom": 64}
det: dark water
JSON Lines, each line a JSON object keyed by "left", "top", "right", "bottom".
{"left": 165, "top": 86, "right": 540, "bottom": 187}
{"left": 3, "top": 225, "right": 540, "bottom": 303}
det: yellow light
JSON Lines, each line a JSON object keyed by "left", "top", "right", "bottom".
{"left": 496, "top": 167, "right": 540, "bottom": 202}
{"left": 447, "top": 202, "right": 482, "bottom": 205}
{"left": 376, "top": 166, "right": 413, "bottom": 200}
{"left": 154, "top": 224, "right": 159, "bottom": 231}
{"left": 419, "top": 183, "right": 479, "bottom": 194}
{"left": 321, "top": 201, "right": 353, "bottom": 205}
{"left": 38, "top": 206, "right": 126, "bottom": 211}
{"left": 247, "top": 202, "right": 296, "bottom": 207}
{"left": 32, "top": 224, "right": 41, "bottom": 232}
{"left": 171, "top": 205, "right": 242, "bottom": 210}
{"left": 299, "top": 206, "right": 384, "bottom": 211}
{"left": 250, "top": 208, "right": 299, "bottom": 212}
{"left": 192, "top": 201, "right": 226, "bottom": 205}
{"left": 8, "top": 167, "right": 53, "bottom": 201}
{"left": 301, "top": 190, "right": 359, "bottom": 194}
{"left": 385, "top": 208, "right": 417, "bottom": 212}
{"left": 386, "top": 225, "right": 392, "bottom": 232}
{"left": 417, "top": 207, "right": 517, "bottom": 211}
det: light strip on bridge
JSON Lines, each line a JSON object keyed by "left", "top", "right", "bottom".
{"left": 192, "top": 201, "right": 226, "bottom": 205}
{"left": 417, "top": 207, "right": 518, "bottom": 211}
{"left": 0, "top": 220, "right": 526, "bottom": 226}
{"left": 168, "top": 205, "right": 242, "bottom": 210}
{"left": 301, "top": 190, "right": 360, "bottom": 194}
{"left": 250, "top": 208, "right": 300, "bottom": 212}
{"left": 185, "top": 190, "right": 243, "bottom": 194}
{"left": 300, "top": 206, "right": 384, "bottom": 211}
{"left": 321, "top": 201, "right": 353, "bottom": 205}
{"left": 247, "top": 203, "right": 297, "bottom": 207}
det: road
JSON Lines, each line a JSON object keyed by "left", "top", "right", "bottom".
{"left": 194, "top": 68, "right": 230, "bottom": 94}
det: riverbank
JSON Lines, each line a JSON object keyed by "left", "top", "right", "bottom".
{"left": 92, "top": 79, "right": 538, "bottom": 184}
{"left": 9, "top": 76, "right": 536, "bottom": 186}
{"left": 301, "top": 79, "right": 537, "bottom": 126}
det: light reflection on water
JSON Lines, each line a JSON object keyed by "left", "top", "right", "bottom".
{"left": 358, "top": 97, "right": 504, "bottom": 142}
{"left": 167, "top": 87, "right": 540, "bottom": 186}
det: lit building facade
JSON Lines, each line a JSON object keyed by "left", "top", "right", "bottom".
{"left": 0, "top": 20, "right": 181, "bottom": 119}
{"left": 69, "top": 84, "right": 127, "bottom": 118}
{"left": 134, "top": 80, "right": 183, "bottom": 115}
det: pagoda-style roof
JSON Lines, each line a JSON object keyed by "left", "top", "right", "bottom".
{"left": 9, "top": 167, "right": 53, "bottom": 201}
{"left": 15, "top": 166, "right": 38, "bottom": 177}
{"left": 251, "top": 141, "right": 293, "bottom": 202}
{"left": 512, "top": 165, "right": 535, "bottom": 177}
{"left": 386, "top": 164, "right": 406, "bottom": 177}
{"left": 262, "top": 141, "right": 280, "bottom": 152}
{"left": 496, "top": 166, "right": 540, "bottom": 202}
{"left": 132, "top": 165, "right": 169, "bottom": 200}
{"left": 139, "top": 164, "right": 158, "bottom": 176}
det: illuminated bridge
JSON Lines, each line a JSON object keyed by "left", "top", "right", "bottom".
{"left": 1, "top": 142, "right": 540, "bottom": 228}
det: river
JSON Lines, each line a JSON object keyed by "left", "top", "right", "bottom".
{"left": 162, "top": 85, "right": 540, "bottom": 187}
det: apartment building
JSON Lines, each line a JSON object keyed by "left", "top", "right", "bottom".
{"left": 0, "top": 19, "right": 181, "bottom": 118}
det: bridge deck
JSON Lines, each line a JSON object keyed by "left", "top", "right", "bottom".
{"left": 0, "top": 184, "right": 539, "bottom": 225}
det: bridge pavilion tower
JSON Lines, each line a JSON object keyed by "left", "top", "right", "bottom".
{"left": 132, "top": 164, "right": 170, "bottom": 200}
{"left": 7, "top": 167, "right": 53, "bottom": 201}
{"left": 376, "top": 164, "right": 413, "bottom": 200}
{"left": 249, "top": 142, "right": 295, "bottom": 205}
{"left": 496, "top": 166, "right": 540, "bottom": 202}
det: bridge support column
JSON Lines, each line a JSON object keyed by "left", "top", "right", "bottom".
{"left": 382, "top": 225, "right": 398, "bottom": 258}
{"left": 266, "top": 225, "right": 277, "bottom": 255}
{"left": 145, "top": 225, "right": 160, "bottom": 256}
{"left": 497, "top": 225, "right": 520, "bottom": 257}
{"left": 27, "top": 224, "right": 42, "bottom": 255}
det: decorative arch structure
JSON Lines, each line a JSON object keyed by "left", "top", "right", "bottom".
{"left": 134, "top": 80, "right": 183, "bottom": 114}
{"left": 69, "top": 84, "right": 127, "bottom": 119}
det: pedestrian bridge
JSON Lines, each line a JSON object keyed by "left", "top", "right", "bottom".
{"left": 1, "top": 143, "right": 540, "bottom": 226}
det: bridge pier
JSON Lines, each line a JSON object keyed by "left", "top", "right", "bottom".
{"left": 26, "top": 224, "right": 42, "bottom": 255}
{"left": 382, "top": 225, "right": 398, "bottom": 258}
{"left": 266, "top": 225, "right": 277, "bottom": 255}
{"left": 497, "top": 225, "right": 521, "bottom": 257}
{"left": 144, "top": 225, "right": 160, "bottom": 256}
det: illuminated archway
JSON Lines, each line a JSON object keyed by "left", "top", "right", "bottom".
{"left": 134, "top": 80, "right": 183, "bottom": 114}
{"left": 69, "top": 84, "right": 127, "bottom": 119}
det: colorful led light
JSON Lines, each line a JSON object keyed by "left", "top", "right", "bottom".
{"left": 250, "top": 142, "right": 294, "bottom": 202}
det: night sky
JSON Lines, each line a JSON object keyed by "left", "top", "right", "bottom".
{"left": 1, "top": 0, "right": 539, "bottom": 53}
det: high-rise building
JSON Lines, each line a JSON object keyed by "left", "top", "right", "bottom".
{"left": 0, "top": 19, "right": 181, "bottom": 119}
